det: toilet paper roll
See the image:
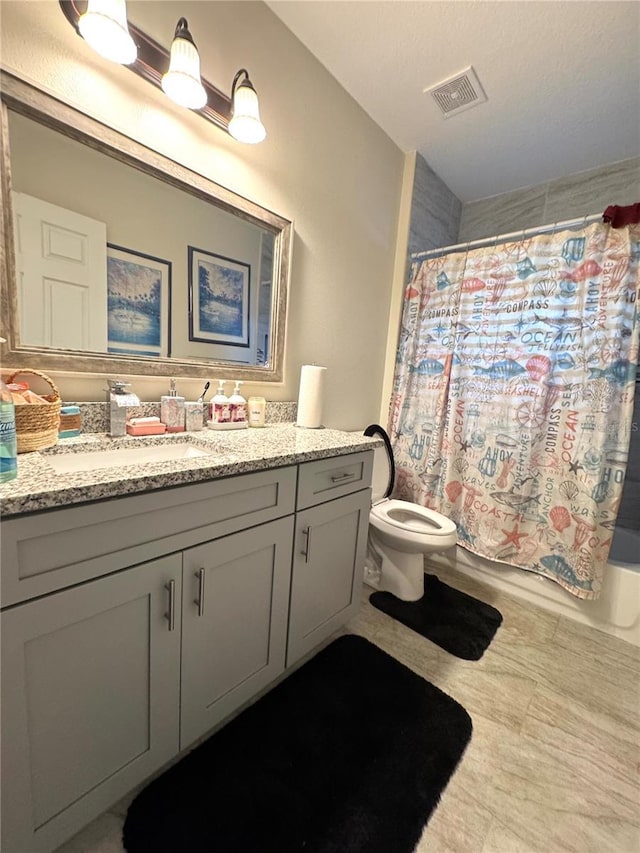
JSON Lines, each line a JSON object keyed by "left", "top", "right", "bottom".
{"left": 296, "top": 365, "right": 327, "bottom": 428}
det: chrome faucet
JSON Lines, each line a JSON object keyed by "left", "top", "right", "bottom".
{"left": 107, "top": 380, "right": 140, "bottom": 437}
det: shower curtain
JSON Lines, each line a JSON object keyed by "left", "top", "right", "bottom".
{"left": 390, "top": 221, "right": 640, "bottom": 599}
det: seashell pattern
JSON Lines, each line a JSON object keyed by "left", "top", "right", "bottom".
{"left": 445, "top": 480, "right": 463, "bottom": 502}
{"left": 550, "top": 505, "right": 571, "bottom": 532}
{"left": 533, "top": 278, "right": 557, "bottom": 298}
{"left": 559, "top": 481, "right": 579, "bottom": 501}
{"left": 525, "top": 355, "right": 552, "bottom": 382}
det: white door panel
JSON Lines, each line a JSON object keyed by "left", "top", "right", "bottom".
{"left": 13, "top": 192, "right": 108, "bottom": 350}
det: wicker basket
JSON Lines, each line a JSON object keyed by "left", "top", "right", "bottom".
{"left": 7, "top": 369, "right": 61, "bottom": 453}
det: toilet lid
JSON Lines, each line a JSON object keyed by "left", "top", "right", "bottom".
{"left": 363, "top": 424, "right": 394, "bottom": 503}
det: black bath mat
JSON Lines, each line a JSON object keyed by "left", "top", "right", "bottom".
{"left": 123, "top": 634, "right": 472, "bottom": 853}
{"left": 370, "top": 573, "right": 503, "bottom": 660}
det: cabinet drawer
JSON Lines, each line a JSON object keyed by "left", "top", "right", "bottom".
{"left": 296, "top": 451, "right": 373, "bottom": 510}
{"left": 1, "top": 466, "right": 297, "bottom": 608}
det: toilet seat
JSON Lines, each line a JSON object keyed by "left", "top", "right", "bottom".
{"left": 371, "top": 498, "right": 457, "bottom": 537}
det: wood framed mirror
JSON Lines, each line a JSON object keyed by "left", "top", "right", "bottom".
{"left": 0, "top": 71, "right": 291, "bottom": 382}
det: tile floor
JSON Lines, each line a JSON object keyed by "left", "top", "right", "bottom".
{"left": 55, "top": 567, "right": 640, "bottom": 853}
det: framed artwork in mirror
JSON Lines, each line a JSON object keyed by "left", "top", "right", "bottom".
{"left": 107, "top": 244, "right": 171, "bottom": 357}
{"left": 188, "top": 247, "right": 250, "bottom": 348}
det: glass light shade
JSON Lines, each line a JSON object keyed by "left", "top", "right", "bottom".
{"left": 78, "top": 0, "right": 137, "bottom": 65}
{"left": 162, "top": 36, "right": 207, "bottom": 110}
{"left": 229, "top": 83, "right": 266, "bottom": 144}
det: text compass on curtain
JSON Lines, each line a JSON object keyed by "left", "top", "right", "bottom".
{"left": 59, "top": 0, "right": 267, "bottom": 143}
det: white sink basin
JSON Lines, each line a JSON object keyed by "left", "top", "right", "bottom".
{"left": 45, "top": 443, "right": 213, "bottom": 474}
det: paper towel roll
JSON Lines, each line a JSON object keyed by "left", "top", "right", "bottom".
{"left": 296, "top": 365, "right": 327, "bottom": 428}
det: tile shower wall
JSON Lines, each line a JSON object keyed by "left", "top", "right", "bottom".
{"left": 618, "top": 393, "right": 640, "bottom": 531}
{"left": 458, "top": 156, "right": 640, "bottom": 243}
{"left": 408, "top": 153, "right": 462, "bottom": 258}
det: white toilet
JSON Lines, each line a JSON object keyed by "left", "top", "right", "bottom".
{"left": 364, "top": 424, "right": 457, "bottom": 601}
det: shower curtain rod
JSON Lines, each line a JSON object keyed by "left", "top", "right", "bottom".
{"left": 411, "top": 212, "right": 604, "bottom": 260}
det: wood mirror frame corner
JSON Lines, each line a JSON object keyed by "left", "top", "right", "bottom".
{"left": 0, "top": 71, "right": 292, "bottom": 382}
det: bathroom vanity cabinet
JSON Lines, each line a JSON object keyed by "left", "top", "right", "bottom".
{"left": 288, "top": 453, "right": 372, "bottom": 664}
{"left": 0, "top": 449, "right": 373, "bottom": 853}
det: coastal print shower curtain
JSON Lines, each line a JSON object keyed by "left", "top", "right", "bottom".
{"left": 390, "top": 222, "right": 640, "bottom": 599}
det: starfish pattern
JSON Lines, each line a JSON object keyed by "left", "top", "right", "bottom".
{"left": 499, "top": 523, "right": 528, "bottom": 550}
{"left": 569, "top": 459, "right": 583, "bottom": 474}
{"left": 460, "top": 440, "right": 471, "bottom": 452}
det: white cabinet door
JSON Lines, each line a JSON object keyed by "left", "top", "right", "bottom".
{"left": 287, "top": 489, "right": 370, "bottom": 666}
{"left": 180, "top": 516, "right": 294, "bottom": 749}
{"left": 1, "top": 554, "right": 181, "bottom": 853}
{"left": 12, "top": 191, "right": 107, "bottom": 351}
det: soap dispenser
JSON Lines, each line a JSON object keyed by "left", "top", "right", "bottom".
{"left": 160, "top": 378, "right": 185, "bottom": 433}
{"left": 209, "top": 380, "right": 230, "bottom": 424}
{"left": 229, "top": 381, "right": 247, "bottom": 424}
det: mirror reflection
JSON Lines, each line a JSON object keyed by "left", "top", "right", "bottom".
{"left": 0, "top": 72, "right": 291, "bottom": 382}
{"left": 9, "top": 111, "right": 274, "bottom": 367}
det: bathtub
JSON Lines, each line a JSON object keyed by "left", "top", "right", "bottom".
{"left": 428, "top": 524, "right": 640, "bottom": 648}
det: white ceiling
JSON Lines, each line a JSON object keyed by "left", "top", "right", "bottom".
{"left": 267, "top": 1, "right": 640, "bottom": 202}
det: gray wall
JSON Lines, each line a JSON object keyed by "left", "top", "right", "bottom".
{"left": 408, "top": 153, "right": 461, "bottom": 257}
{"left": 458, "top": 157, "right": 640, "bottom": 243}
{"left": 618, "top": 394, "right": 640, "bottom": 532}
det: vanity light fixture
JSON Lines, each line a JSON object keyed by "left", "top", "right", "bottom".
{"left": 161, "top": 18, "right": 207, "bottom": 110}
{"left": 77, "top": 0, "right": 137, "bottom": 65}
{"left": 59, "top": 1, "right": 266, "bottom": 142}
{"left": 228, "top": 69, "right": 266, "bottom": 144}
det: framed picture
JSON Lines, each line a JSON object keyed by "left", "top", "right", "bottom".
{"left": 188, "top": 247, "right": 250, "bottom": 348}
{"left": 107, "top": 244, "right": 171, "bottom": 357}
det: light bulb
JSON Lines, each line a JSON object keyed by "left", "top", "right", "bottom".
{"left": 78, "top": 0, "right": 137, "bottom": 65}
{"left": 229, "top": 73, "right": 266, "bottom": 144}
{"left": 161, "top": 18, "right": 207, "bottom": 110}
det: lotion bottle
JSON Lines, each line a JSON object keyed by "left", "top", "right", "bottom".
{"left": 0, "top": 375, "right": 18, "bottom": 482}
{"left": 160, "top": 378, "right": 185, "bottom": 432}
{"left": 229, "top": 381, "right": 247, "bottom": 423}
{"left": 210, "top": 380, "right": 230, "bottom": 424}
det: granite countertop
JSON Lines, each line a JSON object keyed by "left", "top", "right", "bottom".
{"left": 0, "top": 425, "right": 382, "bottom": 517}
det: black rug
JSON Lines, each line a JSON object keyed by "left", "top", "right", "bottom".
{"left": 123, "top": 634, "right": 472, "bottom": 853}
{"left": 370, "top": 573, "right": 503, "bottom": 660}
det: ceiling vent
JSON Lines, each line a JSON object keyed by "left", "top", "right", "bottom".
{"left": 425, "top": 66, "right": 487, "bottom": 118}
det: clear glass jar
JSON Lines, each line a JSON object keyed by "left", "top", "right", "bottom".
{"left": 248, "top": 396, "right": 266, "bottom": 428}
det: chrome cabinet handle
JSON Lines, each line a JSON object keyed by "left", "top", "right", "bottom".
{"left": 164, "top": 580, "right": 176, "bottom": 632}
{"left": 301, "top": 526, "right": 312, "bottom": 563}
{"left": 331, "top": 471, "right": 355, "bottom": 483}
{"left": 194, "top": 568, "right": 205, "bottom": 617}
